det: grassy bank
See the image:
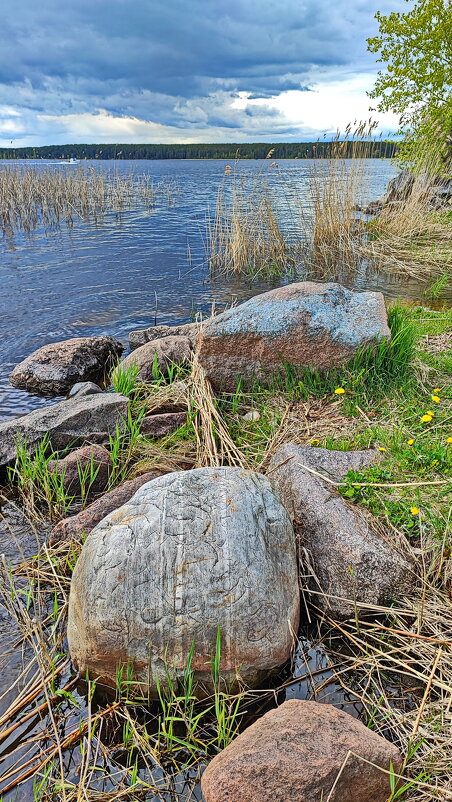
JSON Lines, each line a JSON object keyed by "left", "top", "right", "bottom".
{"left": 0, "top": 302, "right": 451, "bottom": 800}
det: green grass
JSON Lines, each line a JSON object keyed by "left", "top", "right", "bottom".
{"left": 110, "top": 361, "right": 140, "bottom": 397}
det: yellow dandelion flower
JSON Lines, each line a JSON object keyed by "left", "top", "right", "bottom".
{"left": 410, "top": 507, "right": 419, "bottom": 516}
{"left": 334, "top": 387, "right": 345, "bottom": 395}
{"left": 431, "top": 395, "right": 441, "bottom": 403}
{"left": 378, "top": 447, "right": 387, "bottom": 452}
{"left": 426, "top": 410, "right": 435, "bottom": 416}
{"left": 407, "top": 439, "right": 414, "bottom": 445}
{"left": 433, "top": 388, "right": 440, "bottom": 393}
{"left": 447, "top": 437, "right": 452, "bottom": 444}
{"left": 421, "top": 414, "right": 433, "bottom": 423}
{"left": 310, "top": 438, "right": 320, "bottom": 444}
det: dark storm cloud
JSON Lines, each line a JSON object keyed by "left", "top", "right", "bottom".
{"left": 0, "top": 0, "right": 406, "bottom": 143}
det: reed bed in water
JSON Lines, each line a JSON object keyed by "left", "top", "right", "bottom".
{"left": 206, "top": 152, "right": 300, "bottom": 278}
{"left": 0, "top": 165, "right": 177, "bottom": 233}
{"left": 207, "top": 120, "right": 451, "bottom": 285}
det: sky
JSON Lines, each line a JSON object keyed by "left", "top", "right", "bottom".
{"left": 0, "top": 0, "right": 406, "bottom": 146}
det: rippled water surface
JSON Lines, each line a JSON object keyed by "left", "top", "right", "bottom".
{"left": 1, "top": 156, "right": 444, "bottom": 421}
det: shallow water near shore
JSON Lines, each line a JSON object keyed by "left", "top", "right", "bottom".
{"left": 2, "top": 157, "right": 449, "bottom": 423}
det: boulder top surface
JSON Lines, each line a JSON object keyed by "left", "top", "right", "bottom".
{"left": 199, "top": 282, "right": 390, "bottom": 347}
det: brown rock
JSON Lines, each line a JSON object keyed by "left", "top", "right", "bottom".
{"left": 196, "top": 282, "right": 390, "bottom": 391}
{"left": 141, "top": 411, "right": 187, "bottom": 438}
{"left": 128, "top": 322, "right": 200, "bottom": 350}
{"left": 201, "top": 699, "right": 402, "bottom": 802}
{"left": 48, "top": 445, "right": 112, "bottom": 497}
{"left": 268, "top": 444, "right": 414, "bottom": 617}
{"left": 10, "top": 337, "right": 124, "bottom": 396}
{"left": 48, "top": 471, "right": 163, "bottom": 544}
{"left": 121, "top": 336, "right": 192, "bottom": 380}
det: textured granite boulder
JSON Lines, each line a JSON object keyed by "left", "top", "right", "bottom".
{"left": 0, "top": 393, "right": 128, "bottom": 467}
{"left": 268, "top": 444, "right": 413, "bottom": 617}
{"left": 67, "top": 468, "right": 299, "bottom": 695}
{"left": 201, "top": 699, "right": 402, "bottom": 802}
{"left": 49, "top": 471, "right": 163, "bottom": 545}
{"left": 48, "top": 445, "right": 112, "bottom": 497}
{"left": 10, "top": 337, "right": 124, "bottom": 396}
{"left": 128, "top": 322, "right": 200, "bottom": 351}
{"left": 68, "top": 381, "right": 103, "bottom": 398}
{"left": 121, "top": 336, "right": 192, "bottom": 380}
{"left": 383, "top": 170, "right": 415, "bottom": 203}
{"left": 141, "top": 412, "right": 187, "bottom": 438}
{"left": 196, "top": 282, "right": 390, "bottom": 391}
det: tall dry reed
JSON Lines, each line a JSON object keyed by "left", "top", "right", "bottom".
{"left": 0, "top": 165, "right": 176, "bottom": 233}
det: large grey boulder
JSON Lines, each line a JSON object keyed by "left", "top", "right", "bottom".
{"left": 0, "top": 393, "right": 128, "bottom": 467}
{"left": 67, "top": 468, "right": 299, "bottom": 696}
{"left": 196, "top": 282, "right": 390, "bottom": 391}
{"left": 10, "top": 337, "right": 124, "bottom": 396}
{"left": 128, "top": 322, "right": 200, "bottom": 351}
{"left": 268, "top": 444, "right": 414, "bottom": 618}
{"left": 120, "top": 335, "right": 193, "bottom": 380}
{"left": 202, "top": 699, "right": 402, "bottom": 802}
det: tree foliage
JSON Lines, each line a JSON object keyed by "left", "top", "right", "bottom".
{"left": 367, "top": 0, "right": 451, "bottom": 168}
{"left": 368, "top": 0, "right": 451, "bottom": 120}
{"left": 0, "top": 141, "right": 396, "bottom": 161}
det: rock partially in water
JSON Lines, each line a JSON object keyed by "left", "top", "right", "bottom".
{"left": 49, "top": 470, "right": 163, "bottom": 545}
{"left": 201, "top": 699, "right": 402, "bottom": 802}
{"left": 141, "top": 411, "right": 187, "bottom": 438}
{"left": 128, "top": 322, "right": 200, "bottom": 351}
{"left": 48, "top": 445, "right": 112, "bottom": 497}
{"left": 0, "top": 393, "right": 128, "bottom": 467}
{"left": 10, "top": 337, "right": 124, "bottom": 396}
{"left": 68, "top": 381, "right": 103, "bottom": 398}
{"left": 67, "top": 467, "right": 299, "bottom": 696}
{"left": 121, "top": 335, "right": 193, "bottom": 380}
{"left": 268, "top": 443, "right": 414, "bottom": 618}
{"left": 196, "top": 282, "right": 390, "bottom": 391}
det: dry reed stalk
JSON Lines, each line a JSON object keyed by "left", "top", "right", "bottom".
{"left": 189, "top": 355, "right": 248, "bottom": 468}
{"left": 0, "top": 165, "right": 175, "bottom": 234}
{"left": 206, "top": 163, "right": 296, "bottom": 277}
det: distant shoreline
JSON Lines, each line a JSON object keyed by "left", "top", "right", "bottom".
{"left": 0, "top": 141, "right": 398, "bottom": 162}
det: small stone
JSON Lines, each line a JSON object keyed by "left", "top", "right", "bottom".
{"left": 243, "top": 410, "right": 260, "bottom": 422}
{"left": 128, "top": 322, "right": 200, "bottom": 351}
{"left": 121, "top": 335, "right": 193, "bottom": 380}
{"left": 201, "top": 699, "right": 402, "bottom": 802}
{"left": 141, "top": 412, "right": 187, "bottom": 438}
{"left": 10, "top": 337, "right": 124, "bottom": 396}
{"left": 47, "top": 445, "right": 112, "bottom": 497}
{"left": 49, "top": 471, "right": 163, "bottom": 545}
{"left": 68, "top": 381, "right": 103, "bottom": 398}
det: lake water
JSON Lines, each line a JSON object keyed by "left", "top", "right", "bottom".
{"left": 0, "top": 156, "right": 436, "bottom": 422}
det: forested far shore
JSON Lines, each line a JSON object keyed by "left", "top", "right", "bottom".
{"left": 0, "top": 140, "right": 398, "bottom": 160}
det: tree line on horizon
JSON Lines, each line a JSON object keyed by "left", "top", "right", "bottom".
{"left": 0, "top": 141, "right": 397, "bottom": 161}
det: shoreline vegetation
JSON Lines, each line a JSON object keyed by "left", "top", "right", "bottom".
{"left": 0, "top": 298, "right": 451, "bottom": 801}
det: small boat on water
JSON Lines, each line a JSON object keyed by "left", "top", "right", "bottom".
{"left": 60, "top": 157, "right": 79, "bottom": 165}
